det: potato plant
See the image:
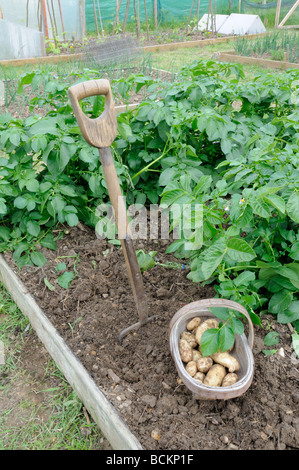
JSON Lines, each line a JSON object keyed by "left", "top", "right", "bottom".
{"left": 0, "top": 60, "right": 298, "bottom": 353}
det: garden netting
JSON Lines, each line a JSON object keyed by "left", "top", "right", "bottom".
{"left": 85, "top": 0, "right": 241, "bottom": 33}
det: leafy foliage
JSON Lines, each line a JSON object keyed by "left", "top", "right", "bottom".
{"left": 0, "top": 60, "right": 299, "bottom": 351}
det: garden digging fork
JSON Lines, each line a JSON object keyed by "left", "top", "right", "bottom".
{"left": 68, "top": 79, "right": 156, "bottom": 344}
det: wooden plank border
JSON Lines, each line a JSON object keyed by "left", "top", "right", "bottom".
{"left": 0, "top": 254, "right": 143, "bottom": 451}
{"left": 218, "top": 51, "right": 299, "bottom": 69}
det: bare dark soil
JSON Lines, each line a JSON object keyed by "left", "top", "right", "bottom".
{"left": 4, "top": 225, "right": 299, "bottom": 450}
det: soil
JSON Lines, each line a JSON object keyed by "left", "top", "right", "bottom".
{"left": 4, "top": 224, "right": 299, "bottom": 451}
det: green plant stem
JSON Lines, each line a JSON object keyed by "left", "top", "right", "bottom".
{"left": 132, "top": 137, "right": 172, "bottom": 180}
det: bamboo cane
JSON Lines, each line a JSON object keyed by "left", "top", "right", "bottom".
{"left": 196, "top": 0, "right": 201, "bottom": 26}
{"left": 144, "top": 0, "right": 149, "bottom": 41}
{"left": 42, "top": 0, "right": 49, "bottom": 38}
{"left": 154, "top": 0, "right": 158, "bottom": 29}
{"left": 46, "top": 0, "right": 57, "bottom": 46}
{"left": 57, "top": 0, "right": 66, "bottom": 42}
{"left": 113, "top": 0, "right": 123, "bottom": 34}
{"left": 123, "top": 0, "right": 130, "bottom": 33}
{"left": 92, "top": 0, "right": 100, "bottom": 38}
{"left": 96, "top": 0, "right": 104, "bottom": 37}
{"left": 134, "top": 0, "right": 140, "bottom": 39}
{"left": 51, "top": 0, "right": 58, "bottom": 38}
{"left": 186, "top": 0, "right": 196, "bottom": 33}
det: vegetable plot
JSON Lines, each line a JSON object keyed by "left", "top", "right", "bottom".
{"left": 0, "top": 60, "right": 298, "bottom": 350}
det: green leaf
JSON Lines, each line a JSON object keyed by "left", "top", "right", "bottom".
{"left": 13, "top": 242, "right": 29, "bottom": 261}
{"left": 289, "top": 241, "right": 299, "bottom": 261}
{"left": 200, "top": 238, "right": 227, "bottom": 280}
{"left": 219, "top": 325, "right": 235, "bottom": 352}
{"left": 268, "top": 290, "right": 293, "bottom": 314}
{"left": 30, "top": 251, "right": 47, "bottom": 267}
{"left": 264, "top": 331, "right": 279, "bottom": 347}
{"left": 194, "top": 175, "right": 212, "bottom": 196}
{"left": 159, "top": 168, "right": 177, "bottom": 187}
{"left": 209, "top": 307, "right": 230, "bottom": 321}
{"left": 262, "top": 349, "right": 277, "bottom": 356}
{"left": 0, "top": 227, "right": 11, "bottom": 241}
{"left": 14, "top": 196, "right": 27, "bottom": 209}
{"left": 55, "top": 262, "right": 67, "bottom": 272}
{"left": 226, "top": 238, "right": 256, "bottom": 262}
{"left": 136, "top": 251, "right": 156, "bottom": 272}
{"left": 40, "top": 234, "right": 57, "bottom": 250}
{"left": 292, "top": 332, "right": 299, "bottom": 358}
{"left": 277, "top": 301, "right": 299, "bottom": 324}
{"left": 231, "top": 317, "right": 245, "bottom": 335}
{"left": 25, "top": 179, "right": 39, "bottom": 192}
{"left": 65, "top": 213, "right": 79, "bottom": 227}
{"left": 200, "top": 328, "right": 220, "bottom": 357}
{"left": 26, "top": 220, "right": 41, "bottom": 237}
{"left": 0, "top": 199, "right": 7, "bottom": 215}
{"left": 264, "top": 194, "right": 285, "bottom": 214}
{"left": 287, "top": 191, "right": 299, "bottom": 223}
{"left": 250, "top": 198, "right": 271, "bottom": 218}
{"left": 57, "top": 185, "right": 77, "bottom": 197}
{"left": 57, "top": 271, "right": 74, "bottom": 289}
{"left": 44, "top": 278, "right": 55, "bottom": 291}
{"left": 234, "top": 270, "right": 255, "bottom": 286}
{"left": 235, "top": 205, "right": 253, "bottom": 228}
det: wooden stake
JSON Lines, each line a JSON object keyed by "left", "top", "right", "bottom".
{"left": 196, "top": 0, "right": 201, "bottom": 25}
{"left": 275, "top": 0, "right": 281, "bottom": 28}
{"left": 57, "top": 0, "right": 66, "bottom": 42}
{"left": 134, "top": 0, "right": 140, "bottom": 39}
{"left": 96, "top": 0, "right": 104, "bottom": 37}
{"left": 123, "top": 0, "right": 130, "bottom": 34}
{"left": 46, "top": 0, "right": 57, "bottom": 45}
{"left": 186, "top": 0, "right": 196, "bottom": 33}
{"left": 144, "top": 0, "right": 149, "bottom": 41}
{"left": 113, "top": 0, "right": 123, "bottom": 34}
{"left": 51, "top": 0, "right": 58, "bottom": 37}
{"left": 154, "top": 0, "right": 158, "bottom": 29}
{"left": 42, "top": 0, "right": 49, "bottom": 38}
{"left": 92, "top": 0, "right": 100, "bottom": 37}
{"left": 278, "top": 0, "right": 299, "bottom": 28}
{"left": 79, "top": 0, "right": 86, "bottom": 43}
{"left": 26, "top": 0, "right": 29, "bottom": 27}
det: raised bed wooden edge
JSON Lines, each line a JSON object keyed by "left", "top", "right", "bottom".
{"left": 0, "top": 254, "right": 143, "bottom": 450}
{"left": 0, "top": 33, "right": 268, "bottom": 67}
{"left": 218, "top": 51, "right": 299, "bottom": 70}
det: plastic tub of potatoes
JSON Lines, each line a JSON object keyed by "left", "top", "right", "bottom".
{"left": 169, "top": 298, "right": 255, "bottom": 400}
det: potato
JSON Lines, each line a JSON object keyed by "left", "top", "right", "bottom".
{"left": 192, "top": 349, "right": 202, "bottom": 362}
{"left": 195, "top": 318, "right": 219, "bottom": 345}
{"left": 193, "top": 371, "right": 205, "bottom": 383}
{"left": 222, "top": 372, "right": 238, "bottom": 387}
{"left": 179, "top": 339, "right": 193, "bottom": 363}
{"left": 197, "top": 357, "right": 213, "bottom": 373}
{"left": 185, "top": 361, "right": 197, "bottom": 377}
{"left": 211, "top": 351, "right": 240, "bottom": 373}
{"left": 186, "top": 317, "right": 201, "bottom": 331}
{"left": 204, "top": 364, "right": 226, "bottom": 387}
{"left": 181, "top": 331, "right": 197, "bottom": 348}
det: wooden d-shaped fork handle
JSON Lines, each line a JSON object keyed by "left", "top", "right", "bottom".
{"left": 68, "top": 79, "right": 118, "bottom": 149}
{"left": 68, "top": 78, "right": 156, "bottom": 343}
